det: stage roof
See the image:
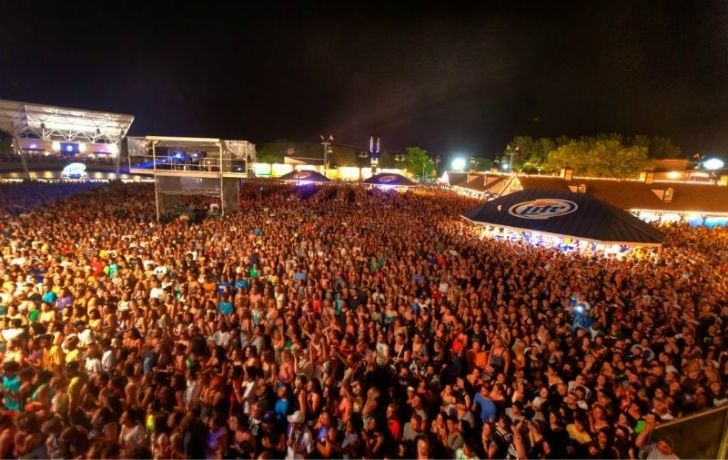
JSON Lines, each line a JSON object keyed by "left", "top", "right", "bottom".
{"left": 462, "top": 189, "right": 665, "bottom": 247}
{"left": 0, "top": 99, "right": 134, "bottom": 143}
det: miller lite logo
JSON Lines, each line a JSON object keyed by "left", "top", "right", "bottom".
{"left": 293, "top": 172, "right": 311, "bottom": 179}
{"left": 379, "top": 175, "right": 397, "bottom": 183}
{"left": 508, "top": 199, "right": 578, "bottom": 220}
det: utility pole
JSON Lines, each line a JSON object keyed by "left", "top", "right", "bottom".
{"left": 320, "top": 134, "right": 334, "bottom": 178}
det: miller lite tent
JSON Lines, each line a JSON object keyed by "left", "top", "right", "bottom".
{"left": 462, "top": 189, "right": 665, "bottom": 250}
{"left": 364, "top": 172, "right": 416, "bottom": 187}
{"left": 278, "top": 170, "right": 330, "bottom": 183}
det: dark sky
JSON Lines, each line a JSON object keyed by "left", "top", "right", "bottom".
{"left": 2, "top": 0, "right": 728, "bottom": 158}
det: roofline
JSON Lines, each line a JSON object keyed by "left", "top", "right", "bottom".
{"left": 628, "top": 208, "right": 728, "bottom": 217}
{"left": 141, "top": 136, "right": 221, "bottom": 143}
{"left": 0, "top": 98, "right": 134, "bottom": 120}
{"left": 460, "top": 216, "right": 663, "bottom": 248}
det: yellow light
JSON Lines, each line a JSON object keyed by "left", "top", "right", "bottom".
{"left": 78, "top": 142, "right": 87, "bottom": 153}
{"left": 272, "top": 163, "right": 293, "bottom": 177}
{"left": 667, "top": 171, "right": 681, "bottom": 179}
{"left": 338, "top": 167, "right": 361, "bottom": 180}
{"left": 51, "top": 141, "right": 60, "bottom": 151}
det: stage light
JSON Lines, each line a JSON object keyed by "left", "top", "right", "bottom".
{"left": 78, "top": 142, "right": 87, "bottom": 153}
{"left": 451, "top": 158, "right": 466, "bottom": 171}
{"left": 703, "top": 158, "right": 725, "bottom": 170}
{"left": 52, "top": 141, "right": 60, "bottom": 151}
{"left": 108, "top": 144, "right": 119, "bottom": 155}
{"left": 65, "top": 145, "right": 74, "bottom": 152}
{"left": 29, "top": 143, "right": 37, "bottom": 149}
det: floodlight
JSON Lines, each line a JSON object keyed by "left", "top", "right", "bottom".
{"left": 703, "top": 158, "right": 724, "bottom": 170}
{"left": 451, "top": 158, "right": 466, "bottom": 171}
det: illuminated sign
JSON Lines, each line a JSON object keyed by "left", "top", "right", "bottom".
{"left": 293, "top": 171, "right": 311, "bottom": 179}
{"left": 378, "top": 175, "right": 398, "bottom": 183}
{"left": 61, "top": 162, "right": 88, "bottom": 179}
{"left": 508, "top": 199, "right": 578, "bottom": 220}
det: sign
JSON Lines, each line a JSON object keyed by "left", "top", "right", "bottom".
{"left": 61, "top": 162, "right": 88, "bottom": 179}
{"left": 508, "top": 199, "right": 578, "bottom": 220}
{"left": 378, "top": 175, "right": 397, "bottom": 183}
{"left": 293, "top": 171, "right": 311, "bottom": 179}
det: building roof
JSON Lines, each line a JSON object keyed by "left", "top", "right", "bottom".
{"left": 517, "top": 176, "right": 728, "bottom": 214}
{"left": 462, "top": 189, "right": 665, "bottom": 246}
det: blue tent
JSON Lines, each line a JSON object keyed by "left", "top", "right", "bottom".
{"left": 364, "top": 173, "right": 416, "bottom": 187}
{"left": 462, "top": 189, "right": 665, "bottom": 247}
{"left": 278, "top": 170, "right": 330, "bottom": 182}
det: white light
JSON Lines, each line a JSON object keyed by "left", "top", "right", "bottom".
{"left": 108, "top": 143, "right": 119, "bottom": 155}
{"left": 703, "top": 158, "right": 724, "bottom": 170}
{"left": 51, "top": 141, "right": 60, "bottom": 151}
{"left": 501, "top": 163, "right": 510, "bottom": 170}
{"left": 78, "top": 142, "right": 86, "bottom": 153}
{"left": 451, "top": 158, "right": 466, "bottom": 171}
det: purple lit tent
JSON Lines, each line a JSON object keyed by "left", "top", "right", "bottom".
{"left": 364, "top": 173, "right": 416, "bottom": 187}
{"left": 278, "top": 170, "right": 331, "bottom": 183}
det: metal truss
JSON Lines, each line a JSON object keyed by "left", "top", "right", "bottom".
{"left": 0, "top": 99, "right": 134, "bottom": 177}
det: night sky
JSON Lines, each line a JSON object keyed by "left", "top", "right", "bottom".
{"left": 1, "top": 0, "right": 727, "bottom": 158}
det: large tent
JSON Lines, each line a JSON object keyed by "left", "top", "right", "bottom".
{"left": 278, "top": 169, "right": 330, "bottom": 183}
{"left": 364, "top": 172, "right": 416, "bottom": 187}
{"left": 462, "top": 189, "right": 665, "bottom": 248}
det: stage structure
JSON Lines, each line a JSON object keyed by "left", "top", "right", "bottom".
{"left": 127, "top": 136, "right": 256, "bottom": 220}
{"left": 0, "top": 99, "right": 134, "bottom": 178}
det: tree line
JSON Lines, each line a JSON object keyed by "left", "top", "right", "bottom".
{"left": 503, "top": 134, "right": 682, "bottom": 178}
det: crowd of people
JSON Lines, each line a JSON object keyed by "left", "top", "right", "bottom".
{"left": 0, "top": 181, "right": 726, "bottom": 459}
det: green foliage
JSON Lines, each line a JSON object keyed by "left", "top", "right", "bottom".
{"left": 328, "top": 145, "right": 358, "bottom": 168}
{"left": 470, "top": 157, "right": 493, "bottom": 171}
{"left": 403, "top": 146, "right": 435, "bottom": 178}
{"left": 543, "top": 139, "right": 649, "bottom": 178}
{"left": 504, "top": 133, "right": 682, "bottom": 173}
{"left": 256, "top": 139, "right": 289, "bottom": 164}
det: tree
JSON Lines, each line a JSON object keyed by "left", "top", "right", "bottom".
{"left": 256, "top": 139, "right": 289, "bottom": 163}
{"left": 648, "top": 136, "right": 682, "bottom": 159}
{"left": 469, "top": 156, "right": 493, "bottom": 171}
{"left": 543, "top": 139, "right": 649, "bottom": 178}
{"left": 328, "top": 145, "right": 358, "bottom": 168}
{"left": 403, "top": 146, "right": 435, "bottom": 179}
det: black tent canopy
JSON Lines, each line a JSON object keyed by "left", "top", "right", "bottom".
{"left": 462, "top": 189, "right": 665, "bottom": 247}
{"left": 364, "top": 173, "right": 416, "bottom": 186}
{"left": 278, "top": 170, "right": 330, "bottom": 182}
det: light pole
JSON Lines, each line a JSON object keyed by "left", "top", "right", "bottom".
{"left": 320, "top": 134, "right": 334, "bottom": 178}
{"left": 505, "top": 145, "right": 520, "bottom": 173}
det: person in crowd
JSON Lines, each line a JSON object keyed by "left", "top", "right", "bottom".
{"left": 0, "top": 180, "right": 725, "bottom": 459}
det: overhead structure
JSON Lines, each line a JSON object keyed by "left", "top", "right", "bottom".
{"left": 0, "top": 99, "right": 134, "bottom": 178}
{"left": 127, "top": 136, "right": 256, "bottom": 220}
{"left": 462, "top": 189, "right": 665, "bottom": 253}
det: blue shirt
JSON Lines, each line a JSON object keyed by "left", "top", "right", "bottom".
{"left": 473, "top": 393, "right": 497, "bottom": 423}
{"left": 218, "top": 301, "right": 234, "bottom": 315}
{"left": 234, "top": 279, "right": 249, "bottom": 291}
{"left": 274, "top": 398, "right": 289, "bottom": 421}
{"left": 42, "top": 291, "right": 58, "bottom": 305}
